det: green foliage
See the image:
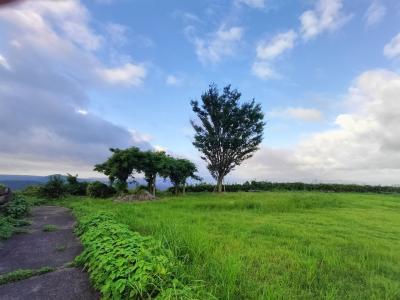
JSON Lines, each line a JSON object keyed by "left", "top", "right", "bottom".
{"left": 183, "top": 180, "right": 400, "bottom": 194}
{"left": 191, "top": 84, "right": 264, "bottom": 192}
{"left": 21, "top": 185, "right": 43, "bottom": 198}
{"left": 140, "top": 151, "right": 169, "bottom": 196}
{"left": 64, "top": 192, "right": 400, "bottom": 299}
{"left": 163, "top": 157, "right": 200, "bottom": 194}
{"left": 86, "top": 181, "right": 115, "bottom": 198}
{"left": 0, "top": 267, "right": 54, "bottom": 285}
{"left": 75, "top": 214, "right": 202, "bottom": 299}
{"left": 4, "top": 194, "right": 30, "bottom": 218}
{"left": 94, "top": 147, "right": 143, "bottom": 194}
{"left": 43, "top": 224, "right": 58, "bottom": 232}
{"left": 0, "top": 217, "right": 15, "bottom": 239}
{"left": 94, "top": 147, "right": 199, "bottom": 197}
{"left": 66, "top": 174, "right": 88, "bottom": 196}
{"left": 0, "top": 194, "right": 30, "bottom": 239}
{"left": 41, "top": 175, "right": 66, "bottom": 199}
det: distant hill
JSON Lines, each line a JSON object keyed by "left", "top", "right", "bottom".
{"left": 0, "top": 174, "right": 171, "bottom": 191}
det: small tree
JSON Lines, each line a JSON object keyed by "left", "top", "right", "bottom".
{"left": 65, "top": 174, "right": 88, "bottom": 196}
{"left": 41, "top": 175, "right": 66, "bottom": 199}
{"left": 191, "top": 84, "right": 264, "bottom": 192}
{"left": 163, "top": 157, "right": 201, "bottom": 194}
{"left": 94, "top": 147, "right": 142, "bottom": 194}
{"left": 139, "top": 151, "right": 168, "bottom": 196}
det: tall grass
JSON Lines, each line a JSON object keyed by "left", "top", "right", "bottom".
{"left": 62, "top": 192, "right": 400, "bottom": 299}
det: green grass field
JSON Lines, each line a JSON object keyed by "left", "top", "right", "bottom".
{"left": 62, "top": 192, "right": 400, "bottom": 299}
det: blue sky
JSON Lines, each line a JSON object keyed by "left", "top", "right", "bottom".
{"left": 1, "top": 0, "right": 400, "bottom": 184}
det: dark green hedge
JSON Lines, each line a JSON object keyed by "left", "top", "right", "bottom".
{"left": 181, "top": 181, "right": 400, "bottom": 194}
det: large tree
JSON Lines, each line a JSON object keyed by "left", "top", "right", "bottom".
{"left": 191, "top": 84, "right": 265, "bottom": 192}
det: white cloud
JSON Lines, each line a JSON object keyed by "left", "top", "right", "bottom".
{"left": 166, "top": 75, "right": 183, "bottom": 86}
{"left": 98, "top": 63, "right": 147, "bottom": 86}
{"left": 364, "top": 1, "right": 386, "bottom": 27}
{"left": 0, "top": 54, "right": 11, "bottom": 71}
{"left": 234, "top": 69, "right": 400, "bottom": 185}
{"left": 105, "top": 22, "right": 128, "bottom": 46}
{"left": 193, "top": 26, "right": 244, "bottom": 64}
{"left": 270, "top": 107, "right": 324, "bottom": 122}
{"left": 251, "top": 61, "right": 278, "bottom": 80}
{"left": 300, "top": 0, "right": 350, "bottom": 40}
{"left": 252, "top": 30, "right": 296, "bottom": 80}
{"left": 235, "top": 0, "right": 266, "bottom": 9}
{"left": 383, "top": 33, "right": 400, "bottom": 59}
{"left": 256, "top": 30, "right": 297, "bottom": 60}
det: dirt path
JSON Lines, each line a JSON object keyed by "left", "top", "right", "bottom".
{"left": 0, "top": 206, "right": 99, "bottom": 299}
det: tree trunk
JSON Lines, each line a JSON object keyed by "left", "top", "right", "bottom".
{"left": 174, "top": 185, "right": 178, "bottom": 195}
{"left": 152, "top": 175, "right": 156, "bottom": 196}
{"left": 217, "top": 176, "right": 223, "bottom": 193}
{"left": 182, "top": 183, "right": 186, "bottom": 195}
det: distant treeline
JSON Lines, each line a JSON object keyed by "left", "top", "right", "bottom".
{"left": 181, "top": 181, "right": 400, "bottom": 194}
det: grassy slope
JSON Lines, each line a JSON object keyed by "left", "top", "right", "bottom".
{"left": 61, "top": 192, "right": 400, "bottom": 299}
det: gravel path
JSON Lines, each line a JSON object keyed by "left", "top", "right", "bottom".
{"left": 0, "top": 206, "right": 99, "bottom": 299}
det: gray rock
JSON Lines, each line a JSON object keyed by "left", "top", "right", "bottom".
{"left": 115, "top": 190, "right": 156, "bottom": 202}
{"left": 0, "top": 186, "right": 12, "bottom": 205}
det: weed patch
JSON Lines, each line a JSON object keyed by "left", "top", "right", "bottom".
{"left": 75, "top": 214, "right": 210, "bottom": 299}
{"left": 0, "top": 194, "right": 30, "bottom": 239}
{"left": 43, "top": 224, "right": 58, "bottom": 232}
{"left": 0, "top": 267, "right": 54, "bottom": 285}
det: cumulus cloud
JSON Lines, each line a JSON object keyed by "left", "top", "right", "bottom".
{"left": 256, "top": 30, "right": 297, "bottom": 60}
{"left": 192, "top": 26, "right": 244, "bottom": 64}
{"left": 300, "top": 0, "right": 350, "bottom": 40}
{"left": 270, "top": 107, "right": 324, "bottom": 122}
{"left": 364, "top": 1, "right": 386, "bottom": 27}
{"left": 251, "top": 61, "right": 278, "bottom": 80}
{"left": 252, "top": 30, "right": 296, "bottom": 80}
{"left": 98, "top": 63, "right": 147, "bottom": 86}
{"left": 383, "top": 33, "right": 400, "bottom": 59}
{"left": 233, "top": 69, "right": 400, "bottom": 185}
{"left": 0, "top": 0, "right": 151, "bottom": 175}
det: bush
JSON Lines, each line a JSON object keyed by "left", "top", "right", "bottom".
{"left": 0, "top": 194, "right": 30, "bottom": 239}
{"left": 5, "top": 194, "right": 30, "bottom": 218}
{"left": 41, "top": 175, "right": 66, "bottom": 199}
{"left": 21, "top": 185, "right": 43, "bottom": 198}
{"left": 86, "top": 181, "right": 115, "bottom": 198}
{"left": 75, "top": 214, "right": 201, "bottom": 299}
{"left": 66, "top": 181, "right": 88, "bottom": 196}
{"left": 65, "top": 174, "right": 89, "bottom": 196}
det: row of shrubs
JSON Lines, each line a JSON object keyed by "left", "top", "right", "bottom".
{"left": 75, "top": 214, "right": 208, "bottom": 299}
{"left": 0, "top": 193, "right": 30, "bottom": 239}
{"left": 183, "top": 180, "right": 400, "bottom": 194}
{"left": 22, "top": 175, "right": 115, "bottom": 199}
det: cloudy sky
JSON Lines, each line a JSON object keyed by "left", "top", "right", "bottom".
{"left": 1, "top": 0, "right": 400, "bottom": 185}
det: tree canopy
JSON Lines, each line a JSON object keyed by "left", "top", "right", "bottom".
{"left": 191, "top": 84, "right": 264, "bottom": 192}
{"left": 94, "top": 147, "right": 142, "bottom": 193}
{"left": 162, "top": 157, "right": 201, "bottom": 194}
{"left": 94, "top": 147, "right": 199, "bottom": 195}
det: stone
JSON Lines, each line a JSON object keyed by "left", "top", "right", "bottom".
{"left": 0, "top": 186, "right": 12, "bottom": 205}
{"left": 115, "top": 190, "right": 156, "bottom": 202}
